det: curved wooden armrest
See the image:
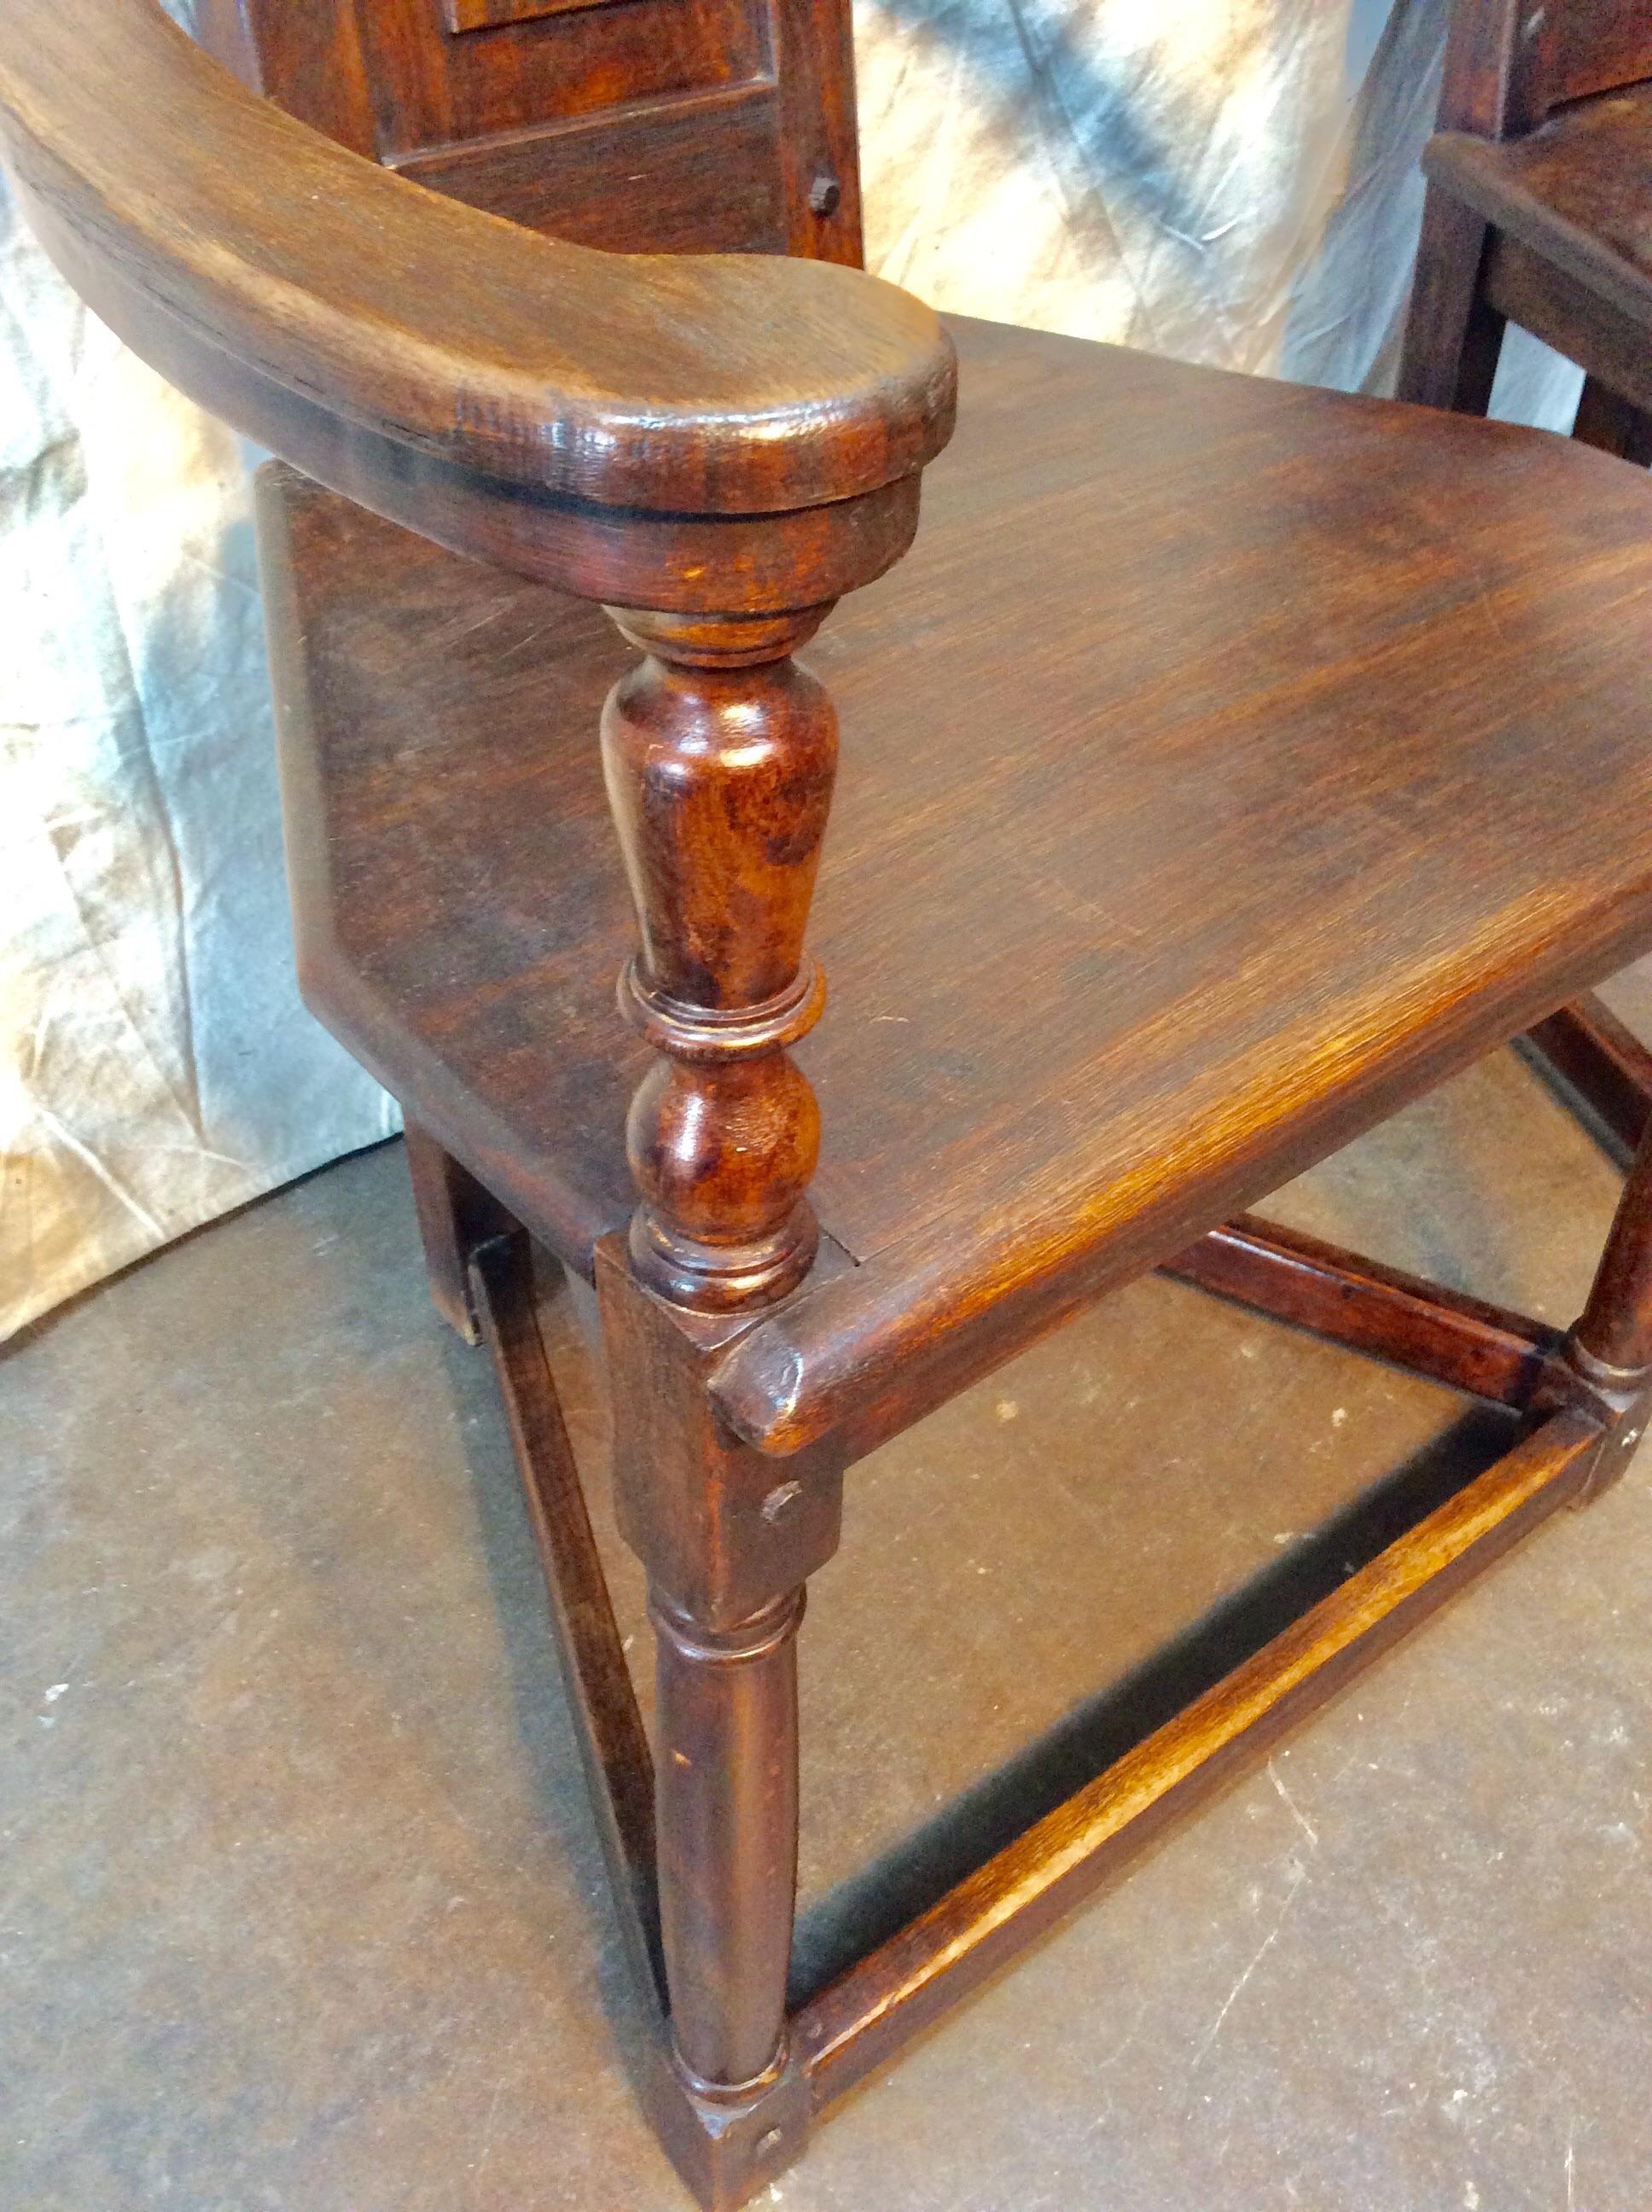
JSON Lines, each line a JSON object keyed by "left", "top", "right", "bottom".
{"left": 0, "top": 0, "right": 955, "bottom": 601}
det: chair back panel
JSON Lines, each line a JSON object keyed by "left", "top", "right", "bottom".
{"left": 1438, "top": 0, "right": 1652, "bottom": 137}
{"left": 1534, "top": 3, "right": 1652, "bottom": 114}
{"left": 196, "top": 0, "right": 863, "bottom": 262}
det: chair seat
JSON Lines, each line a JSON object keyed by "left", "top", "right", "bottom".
{"left": 1427, "top": 81, "right": 1652, "bottom": 335}
{"left": 264, "top": 312, "right": 1652, "bottom": 1450}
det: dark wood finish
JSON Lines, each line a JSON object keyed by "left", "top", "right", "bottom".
{"left": 1400, "top": 3, "right": 1652, "bottom": 1144}
{"left": 258, "top": 314, "right": 1652, "bottom": 1464}
{"left": 1428, "top": 89, "right": 1652, "bottom": 333}
{"left": 1434, "top": 0, "right": 1528, "bottom": 137}
{"left": 474, "top": 1218, "right": 814, "bottom": 2205}
{"left": 402, "top": 1117, "right": 506, "bottom": 1341}
{"left": 1160, "top": 1215, "right": 1566, "bottom": 1409}
{"left": 591, "top": 1228, "right": 842, "bottom": 2123}
{"left": 1431, "top": 0, "right": 1652, "bottom": 138}
{"left": 591, "top": 1237, "right": 844, "bottom": 1637}
{"left": 0, "top": 0, "right": 952, "bottom": 551}
{"left": 794, "top": 1409, "right": 1605, "bottom": 2109}
{"left": 1527, "top": 994, "right": 1652, "bottom": 1152}
{"left": 469, "top": 1230, "right": 666, "bottom": 2005}
{"left": 1572, "top": 374, "right": 1652, "bottom": 464}
{"left": 1573, "top": 1121, "right": 1652, "bottom": 1380}
{"left": 603, "top": 607, "right": 836, "bottom": 1313}
{"left": 441, "top": 0, "right": 613, "bottom": 38}
{"left": 387, "top": 84, "right": 791, "bottom": 253}
{"left": 16, "top": 11, "right": 1652, "bottom": 2199}
{"left": 652, "top": 1587, "right": 804, "bottom": 2089}
{"left": 1482, "top": 232, "right": 1652, "bottom": 417}
{"left": 202, "top": 0, "right": 864, "bottom": 265}
{"left": 1530, "top": 3, "right": 1652, "bottom": 116}
{"left": 1398, "top": 187, "right": 1505, "bottom": 412}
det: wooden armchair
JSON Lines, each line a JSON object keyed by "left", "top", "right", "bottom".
{"left": 7, "top": 2, "right": 1652, "bottom": 2203}
{"left": 1399, "top": 0, "right": 1652, "bottom": 1151}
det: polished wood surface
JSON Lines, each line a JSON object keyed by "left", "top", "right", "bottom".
{"left": 264, "top": 313, "right": 1652, "bottom": 1458}
{"left": 16, "top": 8, "right": 1652, "bottom": 2197}
{"left": 0, "top": 0, "right": 949, "bottom": 538}
{"left": 602, "top": 608, "right": 838, "bottom": 1314}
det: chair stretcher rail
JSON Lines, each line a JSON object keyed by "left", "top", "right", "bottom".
{"left": 1161, "top": 1214, "right": 1565, "bottom": 1407}
{"left": 793, "top": 1409, "right": 1602, "bottom": 2108}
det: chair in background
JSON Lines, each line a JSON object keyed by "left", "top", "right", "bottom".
{"left": 1399, "top": 0, "right": 1652, "bottom": 1154}
{"left": 8, "top": 1, "right": 1652, "bottom": 2203}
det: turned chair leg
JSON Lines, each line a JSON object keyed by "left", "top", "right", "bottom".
{"left": 1564, "top": 1121, "right": 1652, "bottom": 1497}
{"left": 652, "top": 1586, "right": 804, "bottom": 2091}
{"left": 1396, "top": 187, "right": 1505, "bottom": 415}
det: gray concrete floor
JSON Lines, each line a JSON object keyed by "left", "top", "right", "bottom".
{"left": 3, "top": 1039, "right": 1650, "bottom": 2211}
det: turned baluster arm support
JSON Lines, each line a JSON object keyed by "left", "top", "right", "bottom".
{"left": 601, "top": 604, "right": 838, "bottom": 1315}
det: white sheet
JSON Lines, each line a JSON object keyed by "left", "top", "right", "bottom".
{"left": 0, "top": 0, "right": 1583, "bottom": 1337}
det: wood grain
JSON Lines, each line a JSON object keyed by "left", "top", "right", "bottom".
{"left": 260, "top": 314, "right": 1652, "bottom": 1460}
{"left": 0, "top": 0, "right": 951, "bottom": 521}
{"left": 202, "top": 0, "right": 864, "bottom": 265}
{"left": 20, "top": 8, "right": 1652, "bottom": 2197}
{"left": 386, "top": 85, "right": 789, "bottom": 252}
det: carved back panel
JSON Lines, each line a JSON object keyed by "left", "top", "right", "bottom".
{"left": 1439, "top": 0, "right": 1652, "bottom": 137}
{"left": 195, "top": 0, "right": 862, "bottom": 262}
{"left": 1533, "top": 1, "right": 1652, "bottom": 114}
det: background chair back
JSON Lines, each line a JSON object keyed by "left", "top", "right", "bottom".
{"left": 1440, "top": 0, "right": 1652, "bottom": 137}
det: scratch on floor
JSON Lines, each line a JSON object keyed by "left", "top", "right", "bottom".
{"left": 473, "top": 2078, "right": 506, "bottom": 2186}
{"left": 1268, "top": 1756, "right": 1319, "bottom": 1852}
{"left": 1190, "top": 1861, "right": 1308, "bottom": 2070}
{"left": 1566, "top": 2119, "right": 1576, "bottom": 2212}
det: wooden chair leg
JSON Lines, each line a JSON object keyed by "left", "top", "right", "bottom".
{"left": 1562, "top": 1118, "right": 1652, "bottom": 1500}
{"left": 1572, "top": 375, "right": 1652, "bottom": 467}
{"left": 652, "top": 1586, "right": 804, "bottom": 2091}
{"left": 1396, "top": 187, "right": 1505, "bottom": 414}
{"left": 402, "top": 1116, "right": 503, "bottom": 1342}
{"left": 596, "top": 1247, "right": 836, "bottom": 2204}
{"left": 1525, "top": 994, "right": 1652, "bottom": 1155}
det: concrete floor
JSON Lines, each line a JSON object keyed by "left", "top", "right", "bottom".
{"left": 3, "top": 1037, "right": 1650, "bottom": 2211}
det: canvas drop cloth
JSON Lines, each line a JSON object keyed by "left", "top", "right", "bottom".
{"left": 0, "top": 0, "right": 1583, "bottom": 1339}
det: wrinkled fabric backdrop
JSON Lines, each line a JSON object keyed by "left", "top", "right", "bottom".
{"left": 1, "top": 0, "right": 1582, "bottom": 1340}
